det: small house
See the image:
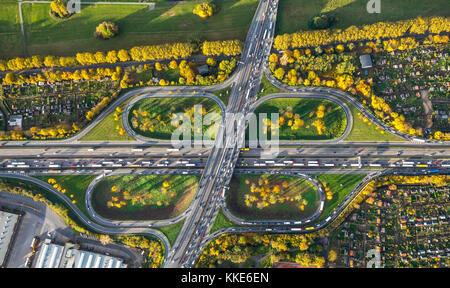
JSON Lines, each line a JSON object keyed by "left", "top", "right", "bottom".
{"left": 359, "top": 54, "right": 373, "bottom": 69}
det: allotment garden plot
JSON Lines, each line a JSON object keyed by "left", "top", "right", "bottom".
{"left": 227, "top": 174, "right": 320, "bottom": 220}
{"left": 371, "top": 42, "right": 450, "bottom": 139}
{"left": 0, "top": 79, "right": 119, "bottom": 140}
{"left": 91, "top": 174, "right": 200, "bottom": 220}
{"left": 330, "top": 175, "right": 449, "bottom": 268}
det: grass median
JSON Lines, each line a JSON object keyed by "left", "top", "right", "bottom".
{"left": 91, "top": 174, "right": 200, "bottom": 220}
{"left": 128, "top": 97, "right": 222, "bottom": 140}
{"left": 210, "top": 209, "right": 235, "bottom": 234}
{"left": 250, "top": 98, "right": 347, "bottom": 141}
{"left": 312, "top": 173, "right": 366, "bottom": 223}
{"left": 80, "top": 96, "right": 136, "bottom": 141}
{"left": 343, "top": 101, "right": 405, "bottom": 142}
{"left": 157, "top": 220, "right": 184, "bottom": 246}
{"left": 227, "top": 174, "right": 320, "bottom": 220}
{"left": 34, "top": 175, "right": 96, "bottom": 218}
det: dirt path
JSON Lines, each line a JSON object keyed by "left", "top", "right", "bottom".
{"left": 420, "top": 90, "right": 433, "bottom": 129}
{"left": 18, "top": 2, "right": 27, "bottom": 57}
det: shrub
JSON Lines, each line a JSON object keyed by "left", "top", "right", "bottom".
{"left": 308, "top": 13, "right": 336, "bottom": 30}
{"left": 94, "top": 22, "right": 119, "bottom": 40}
{"left": 193, "top": 2, "right": 216, "bottom": 18}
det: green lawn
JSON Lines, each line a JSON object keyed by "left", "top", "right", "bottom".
{"left": 344, "top": 101, "right": 404, "bottom": 142}
{"left": 0, "top": 2, "right": 22, "bottom": 58}
{"left": 211, "top": 87, "right": 231, "bottom": 106}
{"left": 80, "top": 96, "right": 135, "bottom": 141}
{"left": 128, "top": 97, "right": 222, "bottom": 140}
{"left": 257, "top": 75, "right": 283, "bottom": 99}
{"left": 313, "top": 173, "right": 366, "bottom": 223}
{"left": 276, "top": 0, "right": 450, "bottom": 35}
{"left": 157, "top": 220, "right": 184, "bottom": 246}
{"left": 91, "top": 174, "right": 200, "bottom": 220}
{"left": 227, "top": 174, "right": 320, "bottom": 220}
{"left": 34, "top": 175, "right": 96, "bottom": 218}
{"left": 210, "top": 209, "right": 235, "bottom": 234}
{"left": 20, "top": 0, "right": 258, "bottom": 57}
{"left": 251, "top": 98, "right": 347, "bottom": 140}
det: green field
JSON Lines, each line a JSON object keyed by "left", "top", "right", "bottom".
{"left": 18, "top": 0, "right": 258, "bottom": 57}
{"left": 128, "top": 97, "right": 222, "bottom": 140}
{"left": 91, "top": 174, "right": 200, "bottom": 220}
{"left": 276, "top": 0, "right": 450, "bottom": 35}
{"left": 344, "top": 102, "right": 404, "bottom": 142}
{"left": 34, "top": 175, "right": 96, "bottom": 217}
{"left": 212, "top": 87, "right": 231, "bottom": 106}
{"left": 227, "top": 174, "right": 320, "bottom": 220}
{"left": 210, "top": 209, "right": 235, "bottom": 234}
{"left": 80, "top": 96, "right": 135, "bottom": 141}
{"left": 251, "top": 98, "right": 347, "bottom": 140}
{"left": 157, "top": 220, "right": 184, "bottom": 246}
{"left": 257, "top": 75, "right": 283, "bottom": 99}
{"left": 313, "top": 174, "right": 366, "bottom": 223}
{"left": 0, "top": 1, "right": 22, "bottom": 58}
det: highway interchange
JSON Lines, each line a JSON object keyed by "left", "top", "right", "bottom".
{"left": 0, "top": 0, "right": 449, "bottom": 268}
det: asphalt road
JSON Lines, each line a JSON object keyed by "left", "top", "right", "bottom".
{"left": 165, "top": 0, "right": 280, "bottom": 268}
{"left": 0, "top": 173, "right": 172, "bottom": 262}
{"left": 1, "top": 0, "right": 449, "bottom": 270}
{"left": 122, "top": 92, "right": 226, "bottom": 143}
{"left": 249, "top": 92, "right": 353, "bottom": 144}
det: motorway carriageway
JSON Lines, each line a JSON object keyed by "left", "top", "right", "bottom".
{"left": 0, "top": 147, "right": 450, "bottom": 158}
{"left": 1, "top": 157, "right": 449, "bottom": 172}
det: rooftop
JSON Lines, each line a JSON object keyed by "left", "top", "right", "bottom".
{"left": 360, "top": 54, "right": 373, "bottom": 69}
{"left": 0, "top": 211, "right": 20, "bottom": 267}
{"left": 34, "top": 239, "right": 127, "bottom": 268}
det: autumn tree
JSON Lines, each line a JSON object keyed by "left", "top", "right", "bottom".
{"left": 308, "top": 13, "right": 336, "bottom": 30}
{"left": 100, "top": 234, "right": 112, "bottom": 245}
{"left": 328, "top": 250, "right": 337, "bottom": 262}
{"left": 169, "top": 60, "right": 178, "bottom": 69}
{"left": 50, "top": 0, "right": 71, "bottom": 18}
{"left": 94, "top": 22, "right": 119, "bottom": 40}
{"left": 193, "top": 2, "right": 216, "bottom": 18}
{"left": 206, "top": 58, "right": 216, "bottom": 66}
{"left": 202, "top": 40, "right": 242, "bottom": 56}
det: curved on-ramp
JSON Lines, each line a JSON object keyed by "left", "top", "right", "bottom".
{"left": 85, "top": 171, "right": 191, "bottom": 228}
{"left": 249, "top": 92, "right": 353, "bottom": 144}
{"left": 0, "top": 173, "right": 171, "bottom": 266}
{"left": 221, "top": 170, "right": 326, "bottom": 226}
{"left": 194, "top": 170, "right": 387, "bottom": 260}
{"left": 122, "top": 92, "right": 226, "bottom": 143}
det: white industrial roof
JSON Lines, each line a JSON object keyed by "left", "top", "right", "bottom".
{"left": 35, "top": 240, "right": 127, "bottom": 268}
{"left": 0, "top": 211, "right": 19, "bottom": 266}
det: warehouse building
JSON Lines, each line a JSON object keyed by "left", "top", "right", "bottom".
{"left": 34, "top": 239, "right": 127, "bottom": 268}
{"left": 0, "top": 210, "right": 20, "bottom": 267}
